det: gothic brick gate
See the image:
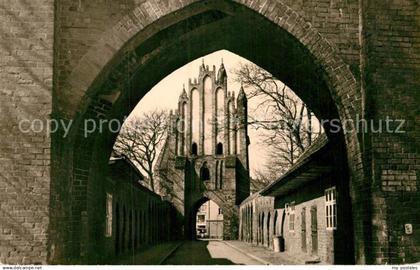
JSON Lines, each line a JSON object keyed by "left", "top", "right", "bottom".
{"left": 0, "top": 0, "right": 418, "bottom": 265}
{"left": 187, "top": 196, "right": 234, "bottom": 241}
{"left": 154, "top": 58, "right": 250, "bottom": 242}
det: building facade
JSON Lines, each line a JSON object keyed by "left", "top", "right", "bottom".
{"left": 103, "top": 153, "right": 180, "bottom": 263}
{"left": 155, "top": 60, "right": 250, "bottom": 240}
{"left": 239, "top": 136, "right": 355, "bottom": 264}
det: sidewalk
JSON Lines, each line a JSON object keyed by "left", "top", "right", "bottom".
{"left": 223, "top": 240, "right": 320, "bottom": 265}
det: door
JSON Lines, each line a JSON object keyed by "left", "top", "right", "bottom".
{"left": 301, "top": 207, "right": 307, "bottom": 252}
{"left": 310, "top": 206, "right": 318, "bottom": 255}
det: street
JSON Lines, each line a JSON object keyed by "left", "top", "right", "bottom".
{"left": 162, "top": 241, "right": 263, "bottom": 265}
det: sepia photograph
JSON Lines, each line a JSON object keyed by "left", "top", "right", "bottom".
{"left": 0, "top": 0, "right": 419, "bottom": 268}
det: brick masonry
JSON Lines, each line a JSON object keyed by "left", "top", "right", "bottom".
{"left": 0, "top": 0, "right": 417, "bottom": 265}
{"left": 0, "top": 0, "right": 53, "bottom": 264}
{"left": 239, "top": 138, "right": 355, "bottom": 264}
{"left": 362, "top": 0, "right": 420, "bottom": 264}
{"left": 103, "top": 156, "right": 179, "bottom": 263}
{"left": 241, "top": 194, "right": 336, "bottom": 264}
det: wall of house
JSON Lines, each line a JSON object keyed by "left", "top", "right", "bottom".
{"left": 278, "top": 196, "right": 334, "bottom": 264}
{"left": 239, "top": 193, "right": 273, "bottom": 245}
{"left": 240, "top": 173, "right": 349, "bottom": 264}
{"left": 103, "top": 167, "right": 179, "bottom": 263}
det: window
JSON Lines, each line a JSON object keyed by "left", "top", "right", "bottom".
{"left": 218, "top": 208, "right": 223, "bottom": 215}
{"left": 216, "top": 143, "right": 223, "bottom": 155}
{"left": 325, "top": 187, "right": 337, "bottom": 230}
{"left": 191, "top": 143, "right": 198, "bottom": 155}
{"left": 287, "top": 202, "right": 295, "bottom": 232}
{"left": 197, "top": 214, "right": 205, "bottom": 224}
{"left": 105, "top": 193, "right": 113, "bottom": 237}
{"left": 200, "top": 162, "right": 210, "bottom": 181}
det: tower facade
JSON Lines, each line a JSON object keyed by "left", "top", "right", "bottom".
{"left": 155, "top": 60, "right": 250, "bottom": 240}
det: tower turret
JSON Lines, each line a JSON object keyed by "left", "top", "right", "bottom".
{"left": 177, "top": 85, "right": 189, "bottom": 156}
{"left": 217, "top": 60, "right": 227, "bottom": 84}
{"left": 237, "top": 85, "right": 247, "bottom": 106}
{"left": 236, "top": 85, "right": 249, "bottom": 170}
{"left": 199, "top": 58, "right": 206, "bottom": 76}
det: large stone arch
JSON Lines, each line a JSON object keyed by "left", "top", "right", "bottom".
{"left": 50, "top": 0, "right": 367, "bottom": 264}
{"left": 187, "top": 195, "right": 225, "bottom": 240}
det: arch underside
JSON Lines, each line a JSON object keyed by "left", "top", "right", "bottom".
{"left": 51, "top": 0, "right": 365, "bottom": 264}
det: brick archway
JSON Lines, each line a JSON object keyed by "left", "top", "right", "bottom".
{"left": 51, "top": 0, "right": 366, "bottom": 264}
{"left": 59, "top": 0, "right": 361, "bottom": 123}
{"left": 188, "top": 196, "right": 225, "bottom": 240}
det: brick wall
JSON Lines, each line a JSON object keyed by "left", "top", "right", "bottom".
{"left": 281, "top": 197, "right": 334, "bottom": 264}
{"left": 54, "top": 0, "right": 361, "bottom": 112}
{"left": 52, "top": 1, "right": 365, "bottom": 263}
{"left": 279, "top": 0, "right": 360, "bottom": 70}
{"left": 239, "top": 194, "right": 273, "bottom": 245}
{"left": 54, "top": 0, "right": 139, "bottom": 102}
{"left": 0, "top": 0, "right": 415, "bottom": 265}
{"left": 0, "top": 0, "right": 53, "bottom": 264}
{"left": 277, "top": 194, "right": 334, "bottom": 264}
{"left": 363, "top": 0, "right": 420, "bottom": 264}
{"left": 103, "top": 158, "right": 179, "bottom": 263}
{"left": 239, "top": 137, "right": 355, "bottom": 264}
{"left": 240, "top": 185, "right": 343, "bottom": 264}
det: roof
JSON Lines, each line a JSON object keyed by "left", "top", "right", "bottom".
{"left": 109, "top": 151, "right": 145, "bottom": 181}
{"left": 260, "top": 134, "right": 332, "bottom": 197}
{"left": 240, "top": 191, "right": 262, "bottom": 205}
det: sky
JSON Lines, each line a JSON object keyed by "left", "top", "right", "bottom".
{"left": 127, "top": 50, "right": 283, "bottom": 177}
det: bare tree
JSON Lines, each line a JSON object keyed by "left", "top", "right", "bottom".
{"left": 114, "top": 110, "right": 168, "bottom": 192}
{"left": 249, "top": 168, "right": 276, "bottom": 192}
{"left": 234, "top": 63, "right": 321, "bottom": 183}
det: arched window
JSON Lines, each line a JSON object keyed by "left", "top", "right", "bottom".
{"left": 191, "top": 142, "right": 198, "bottom": 155}
{"left": 203, "top": 76, "right": 212, "bottom": 154}
{"left": 191, "top": 88, "right": 199, "bottom": 146}
{"left": 200, "top": 162, "right": 210, "bottom": 181}
{"left": 181, "top": 102, "right": 187, "bottom": 155}
{"left": 216, "top": 143, "right": 223, "bottom": 155}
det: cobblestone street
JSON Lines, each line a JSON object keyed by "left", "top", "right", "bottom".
{"left": 118, "top": 241, "right": 264, "bottom": 265}
{"left": 162, "top": 241, "right": 262, "bottom": 265}
{"left": 118, "top": 240, "right": 314, "bottom": 265}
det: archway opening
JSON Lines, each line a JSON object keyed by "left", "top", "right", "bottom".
{"left": 50, "top": 0, "right": 361, "bottom": 264}
{"left": 193, "top": 199, "right": 224, "bottom": 240}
